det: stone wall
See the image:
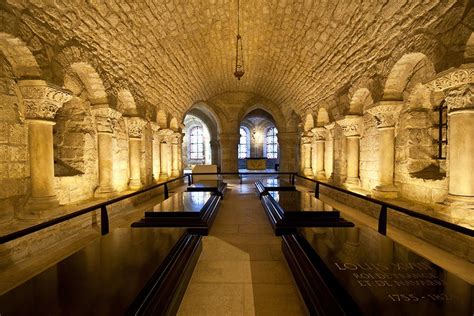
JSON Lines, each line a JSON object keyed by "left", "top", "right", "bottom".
{"left": 0, "top": 56, "right": 28, "bottom": 224}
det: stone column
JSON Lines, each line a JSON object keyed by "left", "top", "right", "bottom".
{"left": 92, "top": 106, "right": 122, "bottom": 197}
{"left": 210, "top": 139, "right": 219, "bottom": 165}
{"left": 150, "top": 123, "right": 160, "bottom": 182}
{"left": 278, "top": 132, "right": 298, "bottom": 172}
{"left": 337, "top": 115, "right": 363, "bottom": 188}
{"left": 312, "top": 127, "right": 326, "bottom": 180}
{"left": 219, "top": 133, "right": 239, "bottom": 173}
{"left": 324, "top": 122, "right": 336, "bottom": 181}
{"left": 158, "top": 129, "right": 173, "bottom": 180}
{"left": 178, "top": 133, "right": 184, "bottom": 174}
{"left": 126, "top": 116, "right": 146, "bottom": 190}
{"left": 367, "top": 102, "right": 403, "bottom": 199}
{"left": 17, "top": 80, "right": 72, "bottom": 218}
{"left": 159, "top": 140, "right": 169, "bottom": 180}
{"left": 301, "top": 132, "right": 313, "bottom": 176}
{"left": 17, "top": 80, "right": 72, "bottom": 216}
{"left": 427, "top": 66, "right": 474, "bottom": 208}
{"left": 171, "top": 133, "right": 180, "bottom": 177}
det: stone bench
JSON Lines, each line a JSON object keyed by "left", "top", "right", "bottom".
{"left": 0, "top": 227, "right": 201, "bottom": 315}
{"left": 132, "top": 191, "right": 221, "bottom": 235}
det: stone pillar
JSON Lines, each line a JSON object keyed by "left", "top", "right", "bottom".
{"left": 210, "top": 139, "right": 219, "bottom": 165}
{"left": 301, "top": 132, "right": 313, "bottom": 176}
{"left": 367, "top": 102, "right": 403, "bottom": 199}
{"left": 337, "top": 115, "right": 363, "bottom": 188}
{"left": 126, "top": 116, "right": 146, "bottom": 190}
{"left": 324, "top": 122, "right": 336, "bottom": 181}
{"left": 427, "top": 66, "right": 474, "bottom": 208}
{"left": 312, "top": 127, "right": 326, "bottom": 180}
{"left": 219, "top": 133, "right": 239, "bottom": 173}
{"left": 16, "top": 80, "right": 72, "bottom": 216}
{"left": 92, "top": 107, "right": 122, "bottom": 197}
{"left": 278, "top": 132, "right": 298, "bottom": 172}
{"left": 178, "top": 133, "right": 184, "bottom": 174}
{"left": 159, "top": 141, "right": 169, "bottom": 180}
{"left": 151, "top": 123, "right": 160, "bottom": 182}
{"left": 171, "top": 133, "right": 180, "bottom": 177}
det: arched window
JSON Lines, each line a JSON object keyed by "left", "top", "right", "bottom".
{"left": 189, "top": 126, "right": 204, "bottom": 159}
{"left": 265, "top": 127, "right": 278, "bottom": 159}
{"left": 238, "top": 127, "right": 249, "bottom": 159}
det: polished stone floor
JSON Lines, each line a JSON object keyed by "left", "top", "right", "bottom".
{"left": 177, "top": 182, "right": 307, "bottom": 315}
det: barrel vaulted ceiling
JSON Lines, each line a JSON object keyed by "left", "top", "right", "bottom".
{"left": 1, "top": 0, "right": 472, "bottom": 119}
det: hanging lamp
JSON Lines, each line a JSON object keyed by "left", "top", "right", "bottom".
{"left": 234, "top": 0, "right": 245, "bottom": 80}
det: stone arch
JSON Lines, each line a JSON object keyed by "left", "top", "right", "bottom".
{"left": 349, "top": 88, "right": 373, "bottom": 115}
{"left": 184, "top": 103, "right": 223, "bottom": 167}
{"left": 0, "top": 32, "right": 41, "bottom": 78}
{"left": 464, "top": 32, "right": 474, "bottom": 62}
{"left": 156, "top": 110, "right": 168, "bottom": 128}
{"left": 406, "top": 84, "right": 433, "bottom": 111}
{"left": 187, "top": 101, "right": 223, "bottom": 135}
{"left": 117, "top": 89, "right": 137, "bottom": 114}
{"left": 383, "top": 53, "right": 436, "bottom": 101}
{"left": 69, "top": 63, "right": 108, "bottom": 103}
{"left": 238, "top": 98, "right": 286, "bottom": 133}
{"left": 169, "top": 117, "right": 179, "bottom": 131}
{"left": 303, "top": 113, "right": 315, "bottom": 131}
{"left": 316, "top": 108, "right": 330, "bottom": 127}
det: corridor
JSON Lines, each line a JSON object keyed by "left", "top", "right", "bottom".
{"left": 177, "top": 182, "right": 307, "bottom": 315}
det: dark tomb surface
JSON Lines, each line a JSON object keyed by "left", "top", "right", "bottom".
{"left": 0, "top": 227, "right": 191, "bottom": 316}
{"left": 297, "top": 226, "right": 474, "bottom": 316}
{"left": 187, "top": 180, "right": 223, "bottom": 190}
{"left": 259, "top": 178, "right": 295, "bottom": 190}
{"left": 268, "top": 190, "right": 340, "bottom": 219}
{"left": 145, "top": 191, "right": 212, "bottom": 216}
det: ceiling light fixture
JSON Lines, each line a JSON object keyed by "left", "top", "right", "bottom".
{"left": 234, "top": 0, "right": 245, "bottom": 80}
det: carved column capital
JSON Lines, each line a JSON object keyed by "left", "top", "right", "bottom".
{"left": 311, "top": 127, "right": 326, "bottom": 141}
{"left": 426, "top": 65, "right": 474, "bottom": 114}
{"left": 126, "top": 116, "right": 147, "bottom": 139}
{"left": 337, "top": 115, "right": 363, "bottom": 137}
{"left": 158, "top": 128, "right": 175, "bottom": 142}
{"left": 426, "top": 65, "right": 474, "bottom": 92}
{"left": 444, "top": 84, "right": 474, "bottom": 114}
{"left": 92, "top": 106, "right": 122, "bottom": 134}
{"left": 17, "top": 80, "right": 72, "bottom": 121}
{"left": 300, "top": 133, "right": 313, "bottom": 144}
{"left": 366, "top": 101, "right": 403, "bottom": 129}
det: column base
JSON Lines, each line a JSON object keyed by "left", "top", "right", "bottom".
{"left": 18, "top": 195, "right": 60, "bottom": 220}
{"left": 315, "top": 171, "right": 326, "bottom": 181}
{"left": 159, "top": 174, "right": 169, "bottom": 181}
{"left": 171, "top": 170, "right": 180, "bottom": 177}
{"left": 443, "top": 194, "right": 474, "bottom": 209}
{"left": 128, "top": 178, "right": 143, "bottom": 190}
{"left": 344, "top": 177, "right": 361, "bottom": 189}
{"left": 373, "top": 184, "right": 399, "bottom": 199}
{"left": 94, "top": 185, "right": 116, "bottom": 198}
{"left": 303, "top": 168, "right": 314, "bottom": 177}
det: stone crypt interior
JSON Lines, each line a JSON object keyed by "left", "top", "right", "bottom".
{"left": 0, "top": 0, "right": 473, "bottom": 315}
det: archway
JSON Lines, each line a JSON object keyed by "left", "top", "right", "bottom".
{"left": 239, "top": 109, "right": 279, "bottom": 171}
{"left": 182, "top": 103, "right": 221, "bottom": 171}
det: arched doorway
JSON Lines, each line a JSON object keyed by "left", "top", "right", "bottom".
{"left": 239, "top": 109, "right": 279, "bottom": 171}
{"left": 182, "top": 104, "right": 221, "bottom": 171}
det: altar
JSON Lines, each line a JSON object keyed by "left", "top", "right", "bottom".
{"left": 246, "top": 157, "right": 267, "bottom": 170}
